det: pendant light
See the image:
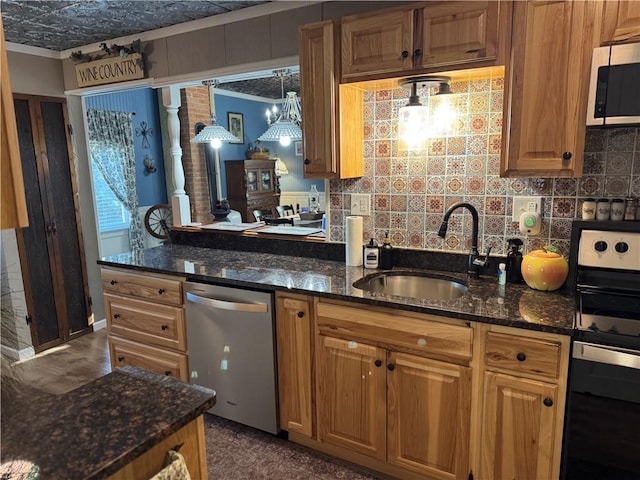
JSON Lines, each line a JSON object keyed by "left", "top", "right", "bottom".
{"left": 190, "top": 80, "right": 240, "bottom": 148}
{"left": 258, "top": 69, "right": 302, "bottom": 146}
{"left": 397, "top": 76, "right": 455, "bottom": 151}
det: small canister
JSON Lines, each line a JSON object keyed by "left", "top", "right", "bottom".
{"left": 581, "top": 198, "right": 596, "bottom": 220}
{"left": 625, "top": 197, "right": 636, "bottom": 221}
{"left": 611, "top": 198, "right": 625, "bottom": 221}
{"left": 596, "top": 198, "right": 610, "bottom": 220}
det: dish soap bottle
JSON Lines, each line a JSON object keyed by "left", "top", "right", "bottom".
{"left": 364, "top": 238, "right": 379, "bottom": 269}
{"left": 308, "top": 185, "right": 320, "bottom": 214}
{"left": 379, "top": 232, "right": 393, "bottom": 270}
{"left": 505, "top": 238, "right": 524, "bottom": 283}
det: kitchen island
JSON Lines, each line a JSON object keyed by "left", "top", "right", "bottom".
{"left": 1, "top": 366, "right": 216, "bottom": 479}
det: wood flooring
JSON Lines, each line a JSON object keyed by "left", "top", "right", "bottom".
{"left": 9, "top": 328, "right": 111, "bottom": 394}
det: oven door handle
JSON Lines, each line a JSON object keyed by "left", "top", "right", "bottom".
{"left": 573, "top": 342, "right": 640, "bottom": 370}
{"left": 577, "top": 285, "right": 640, "bottom": 296}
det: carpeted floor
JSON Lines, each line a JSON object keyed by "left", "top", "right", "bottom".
{"left": 203, "top": 414, "right": 388, "bottom": 480}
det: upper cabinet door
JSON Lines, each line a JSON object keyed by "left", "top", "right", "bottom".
{"left": 341, "top": 9, "right": 414, "bottom": 79}
{"left": 501, "top": 0, "right": 598, "bottom": 178}
{"left": 419, "top": 1, "right": 502, "bottom": 69}
{"left": 601, "top": 0, "right": 640, "bottom": 45}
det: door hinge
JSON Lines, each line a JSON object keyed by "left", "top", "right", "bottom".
{"left": 25, "top": 314, "right": 32, "bottom": 325}
{"left": 67, "top": 124, "right": 73, "bottom": 136}
{"left": 88, "top": 296, "right": 93, "bottom": 307}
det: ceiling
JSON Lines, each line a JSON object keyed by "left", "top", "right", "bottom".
{"left": 1, "top": 0, "right": 299, "bottom": 99}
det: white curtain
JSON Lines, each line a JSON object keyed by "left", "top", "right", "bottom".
{"left": 87, "top": 109, "right": 145, "bottom": 251}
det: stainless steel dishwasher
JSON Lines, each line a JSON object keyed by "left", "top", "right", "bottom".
{"left": 184, "top": 282, "right": 278, "bottom": 434}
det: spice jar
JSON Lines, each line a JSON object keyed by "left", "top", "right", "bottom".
{"left": 596, "top": 198, "right": 610, "bottom": 220}
{"left": 626, "top": 197, "right": 637, "bottom": 220}
{"left": 581, "top": 198, "right": 596, "bottom": 220}
{"left": 611, "top": 199, "right": 625, "bottom": 221}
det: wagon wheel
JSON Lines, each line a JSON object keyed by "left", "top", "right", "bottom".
{"left": 144, "top": 204, "right": 173, "bottom": 240}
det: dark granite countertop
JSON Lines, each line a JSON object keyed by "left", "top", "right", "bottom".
{"left": 0, "top": 366, "right": 216, "bottom": 479}
{"left": 99, "top": 244, "right": 576, "bottom": 335}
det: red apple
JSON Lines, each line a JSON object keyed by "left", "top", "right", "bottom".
{"left": 521, "top": 246, "right": 569, "bottom": 292}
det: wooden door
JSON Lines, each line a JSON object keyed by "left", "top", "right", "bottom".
{"left": 601, "top": 0, "right": 640, "bottom": 45}
{"left": 419, "top": 1, "right": 501, "bottom": 69}
{"left": 341, "top": 9, "right": 414, "bottom": 79}
{"left": 387, "top": 352, "right": 472, "bottom": 480}
{"left": 316, "top": 335, "right": 386, "bottom": 460}
{"left": 481, "top": 372, "right": 559, "bottom": 480}
{"left": 14, "top": 95, "right": 92, "bottom": 352}
{"left": 501, "top": 0, "right": 598, "bottom": 177}
{"left": 276, "top": 293, "right": 314, "bottom": 437}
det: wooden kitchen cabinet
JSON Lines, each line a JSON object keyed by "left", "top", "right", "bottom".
{"left": 600, "top": 0, "right": 640, "bottom": 45}
{"left": 275, "top": 293, "right": 315, "bottom": 438}
{"left": 479, "top": 325, "right": 570, "bottom": 480}
{"left": 299, "top": 20, "right": 364, "bottom": 179}
{"left": 101, "top": 267, "right": 189, "bottom": 381}
{"left": 225, "top": 159, "right": 280, "bottom": 222}
{"left": 500, "top": 0, "right": 599, "bottom": 178}
{"left": 340, "top": 1, "right": 508, "bottom": 81}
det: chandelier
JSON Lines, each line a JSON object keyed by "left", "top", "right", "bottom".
{"left": 258, "top": 69, "right": 302, "bottom": 146}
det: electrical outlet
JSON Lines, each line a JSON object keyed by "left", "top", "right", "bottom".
{"left": 351, "top": 194, "right": 371, "bottom": 216}
{"left": 512, "top": 196, "right": 543, "bottom": 222}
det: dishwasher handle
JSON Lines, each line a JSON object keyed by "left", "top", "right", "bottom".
{"left": 186, "top": 291, "right": 269, "bottom": 313}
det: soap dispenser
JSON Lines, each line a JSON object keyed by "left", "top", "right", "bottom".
{"left": 379, "top": 232, "right": 393, "bottom": 270}
{"left": 364, "top": 238, "right": 379, "bottom": 269}
{"left": 505, "top": 238, "right": 524, "bottom": 283}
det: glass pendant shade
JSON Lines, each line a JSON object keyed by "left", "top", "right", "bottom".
{"left": 398, "top": 103, "right": 430, "bottom": 151}
{"left": 258, "top": 74, "right": 303, "bottom": 146}
{"left": 190, "top": 80, "right": 240, "bottom": 148}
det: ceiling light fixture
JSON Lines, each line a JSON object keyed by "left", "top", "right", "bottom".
{"left": 397, "top": 76, "right": 455, "bottom": 151}
{"left": 190, "top": 80, "right": 240, "bottom": 149}
{"left": 258, "top": 69, "right": 302, "bottom": 147}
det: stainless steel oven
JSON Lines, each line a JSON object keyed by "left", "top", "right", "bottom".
{"left": 563, "top": 223, "right": 640, "bottom": 479}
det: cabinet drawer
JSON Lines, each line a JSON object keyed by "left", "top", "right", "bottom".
{"left": 109, "top": 336, "right": 188, "bottom": 382}
{"left": 316, "top": 301, "right": 472, "bottom": 361}
{"left": 101, "top": 268, "right": 183, "bottom": 306}
{"left": 485, "top": 332, "right": 561, "bottom": 379}
{"left": 105, "top": 293, "right": 186, "bottom": 352}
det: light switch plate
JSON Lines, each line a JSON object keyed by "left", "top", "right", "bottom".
{"left": 512, "top": 196, "right": 543, "bottom": 222}
{"left": 351, "top": 194, "right": 371, "bottom": 216}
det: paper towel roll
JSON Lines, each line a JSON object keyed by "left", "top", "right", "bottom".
{"left": 345, "top": 216, "right": 363, "bottom": 266}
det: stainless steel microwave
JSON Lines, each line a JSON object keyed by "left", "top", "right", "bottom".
{"left": 586, "top": 43, "right": 640, "bottom": 126}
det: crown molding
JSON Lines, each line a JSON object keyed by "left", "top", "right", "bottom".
{"left": 5, "top": 41, "right": 61, "bottom": 58}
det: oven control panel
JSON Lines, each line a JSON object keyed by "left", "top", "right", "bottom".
{"left": 578, "top": 230, "right": 640, "bottom": 270}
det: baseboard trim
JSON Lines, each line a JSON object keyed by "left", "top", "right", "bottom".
{"left": 93, "top": 318, "right": 107, "bottom": 330}
{"left": 1, "top": 343, "right": 35, "bottom": 361}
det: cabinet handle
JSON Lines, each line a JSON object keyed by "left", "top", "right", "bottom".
{"left": 516, "top": 352, "right": 526, "bottom": 362}
{"left": 413, "top": 48, "right": 422, "bottom": 58}
{"left": 110, "top": 280, "right": 117, "bottom": 285}
{"left": 46, "top": 223, "right": 52, "bottom": 235}
{"left": 161, "top": 324, "right": 168, "bottom": 330}
{"left": 117, "top": 356, "right": 125, "bottom": 362}
{"left": 543, "top": 397, "right": 554, "bottom": 407}
{"left": 401, "top": 50, "right": 409, "bottom": 59}
{"left": 158, "top": 288, "right": 166, "bottom": 295}
{"left": 51, "top": 220, "right": 57, "bottom": 234}
{"left": 303, "top": 158, "right": 310, "bottom": 165}
{"left": 113, "top": 313, "right": 120, "bottom": 319}
{"left": 164, "top": 370, "right": 172, "bottom": 376}
{"left": 297, "top": 311, "right": 305, "bottom": 318}
{"left": 562, "top": 152, "right": 572, "bottom": 160}
{"left": 387, "top": 363, "right": 395, "bottom": 371}
{"left": 374, "top": 359, "right": 382, "bottom": 367}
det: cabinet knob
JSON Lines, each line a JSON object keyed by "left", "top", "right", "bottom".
{"left": 374, "top": 359, "right": 382, "bottom": 367}
{"left": 165, "top": 371, "right": 172, "bottom": 376}
{"left": 387, "top": 363, "right": 395, "bottom": 371}
{"left": 117, "top": 356, "right": 125, "bottom": 362}
{"left": 113, "top": 313, "right": 120, "bottom": 319}
{"left": 110, "top": 280, "right": 117, "bottom": 285}
{"left": 161, "top": 324, "right": 168, "bottom": 330}
{"left": 304, "top": 158, "right": 310, "bottom": 165}
{"left": 297, "top": 311, "right": 305, "bottom": 318}
{"left": 543, "top": 397, "right": 554, "bottom": 407}
{"left": 516, "top": 352, "right": 526, "bottom": 362}
{"left": 401, "top": 50, "right": 409, "bottom": 59}
{"left": 158, "top": 288, "right": 166, "bottom": 295}
{"left": 413, "top": 48, "right": 422, "bottom": 58}
{"left": 562, "top": 151, "right": 572, "bottom": 160}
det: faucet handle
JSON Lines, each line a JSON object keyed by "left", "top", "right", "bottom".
{"left": 473, "top": 247, "right": 492, "bottom": 269}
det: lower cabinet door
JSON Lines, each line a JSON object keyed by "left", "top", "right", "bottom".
{"left": 387, "top": 352, "right": 472, "bottom": 479}
{"left": 109, "top": 335, "right": 189, "bottom": 381}
{"left": 481, "top": 372, "right": 559, "bottom": 480}
{"left": 317, "top": 335, "right": 386, "bottom": 460}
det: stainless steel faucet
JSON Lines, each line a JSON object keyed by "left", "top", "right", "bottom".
{"left": 438, "top": 202, "right": 491, "bottom": 279}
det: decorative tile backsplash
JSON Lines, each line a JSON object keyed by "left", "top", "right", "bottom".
{"left": 328, "top": 71, "right": 640, "bottom": 256}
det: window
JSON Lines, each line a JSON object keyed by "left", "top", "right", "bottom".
{"left": 91, "top": 161, "right": 130, "bottom": 232}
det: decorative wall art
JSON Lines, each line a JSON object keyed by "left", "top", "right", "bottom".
{"left": 227, "top": 112, "right": 244, "bottom": 144}
{"left": 295, "top": 141, "right": 303, "bottom": 156}
{"left": 135, "top": 120, "right": 153, "bottom": 149}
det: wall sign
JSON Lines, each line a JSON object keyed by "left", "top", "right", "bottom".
{"left": 75, "top": 53, "right": 144, "bottom": 88}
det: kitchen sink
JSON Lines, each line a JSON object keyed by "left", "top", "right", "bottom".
{"left": 353, "top": 271, "right": 468, "bottom": 301}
